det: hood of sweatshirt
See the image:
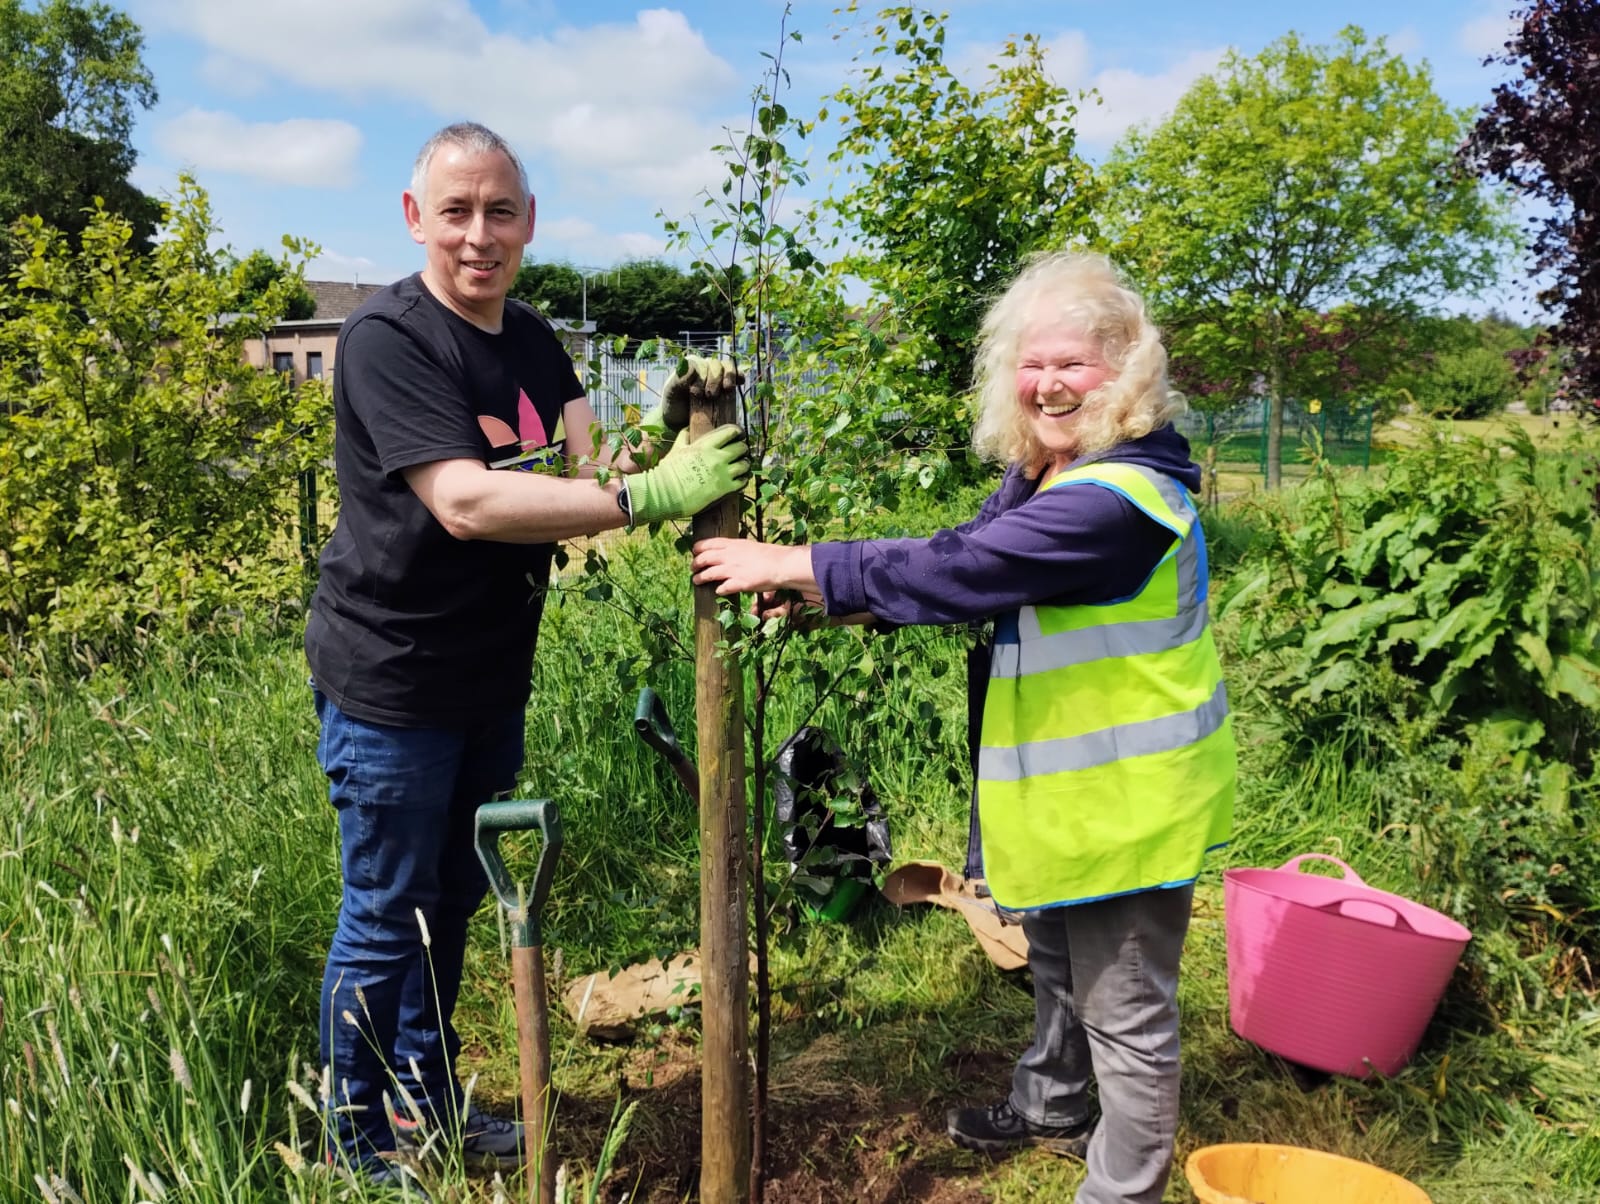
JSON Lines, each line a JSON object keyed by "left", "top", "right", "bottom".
{"left": 1080, "top": 424, "right": 1202, "bottom": 495}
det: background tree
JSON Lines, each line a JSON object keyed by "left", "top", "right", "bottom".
{"left": 1391, "top": 313, "right": 1547, "bottom": 418}
{"left": 1463, "top": 0, "right": 1600, "bottom": 417}
{"left": 231, "top": 248, "right": 316, "bottom": 321}
{"left": 822, "top": 4, "right": 1098, "bottom": 466}
{"left": 510, "top": 258, "right": 739, "bottom": 343}
{"left": 0, "top": 184, "right": 328, "bottom": 647}
{"left": 0, "top": 0, "right": 161, "bottom": 251}
{"left": 1103, "top": 27, "right": 1513, "bottom": 487}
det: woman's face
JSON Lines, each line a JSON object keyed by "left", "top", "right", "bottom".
{"left": 1014, "top": 324, "right": 1114, "bottom": 465}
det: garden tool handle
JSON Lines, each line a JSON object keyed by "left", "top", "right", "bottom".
{"left": 474, "top": 800, "right": 564, "bottom": 946}
{"left": 474, "top": 800, "right": 562, "bottom": 1204}
{"left": 513, "top": 941, "right": 555, "bottom": 1204}
{"left": 1280, "top": 852, "right": 1364, "bottom": 884}
{"left": 634, "top": 687, "right": 701, "bottom": 804}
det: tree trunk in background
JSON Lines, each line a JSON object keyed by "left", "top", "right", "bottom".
{"left": 1267, "top": 342, "right": 1286, "bottom": 491}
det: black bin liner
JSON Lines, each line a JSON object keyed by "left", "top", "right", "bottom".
{"left": 773, "top": 726, "right": 892, "bottom": 890}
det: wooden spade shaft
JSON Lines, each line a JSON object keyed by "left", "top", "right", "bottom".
{"left": 513, "top": 942, "right": 554, "bottom": 1204}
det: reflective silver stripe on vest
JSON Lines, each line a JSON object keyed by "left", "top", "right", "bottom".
{"left": 979, "top": 678, "right": 1230, "bottom": 782}
{"left": 992, "top": 601, "right": 1211, "bottom": 677}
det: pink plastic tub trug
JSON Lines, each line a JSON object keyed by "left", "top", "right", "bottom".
{"left": 1223, "top": 854, "right": 1472, "bottom": 1078}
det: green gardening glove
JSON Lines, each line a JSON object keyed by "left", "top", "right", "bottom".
{"left": 636, "top": 355, "right": 745, "bottom": 464}
{"left": 624, "top": 423, "right": 750, "bottom": 527}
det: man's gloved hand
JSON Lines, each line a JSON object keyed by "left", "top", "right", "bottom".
{"left": 637, "top": 355, "right": 745, "bottom": 454}
{"left": 624, "top": 422, "right": 749, "bottom": 527}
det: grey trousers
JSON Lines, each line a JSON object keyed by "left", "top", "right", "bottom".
{"left": 1010, "top": 884, "right": 1194, "bottom": 1204}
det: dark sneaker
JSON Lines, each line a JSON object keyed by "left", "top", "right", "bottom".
{"left": 460, "top": 1105, "right": 525, "bottom": 1166}
{"left": 324, "top": 1152, "right": 434, "bottom": 1203}
{"left": 393, "top": 1104, "right": 525, "bottom": 1169}
{"left": 946, "top": 1099, "right": 1092, "bottom": 1158}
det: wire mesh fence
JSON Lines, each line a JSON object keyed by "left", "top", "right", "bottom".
{"left": 1176, "top": 397, "right": 1376, "bottom": 474}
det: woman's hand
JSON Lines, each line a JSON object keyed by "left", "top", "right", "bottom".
{"left": 690, "top": 538, "right": 818, "bottom": 599}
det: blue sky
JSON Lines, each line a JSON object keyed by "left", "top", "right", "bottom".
{"left": 122, "top": 0, "right": 1526, "bottom": 309}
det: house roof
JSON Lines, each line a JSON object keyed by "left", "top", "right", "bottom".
{"left": 306, "top": 279, "right": 386, "bottom": 321}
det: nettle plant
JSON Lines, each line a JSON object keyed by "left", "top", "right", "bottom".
{"left": 1224, "top": 425, "right": 1600, "bottom": 765}
{"left": 1220, "top": 426, "right": 1600, "bottom": 983}
{"left": 0, "top": 180, "right": 330, "bottom": 656}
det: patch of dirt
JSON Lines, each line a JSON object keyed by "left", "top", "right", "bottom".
{"left": 541, "top": 1031, "right": 1006, "bottom": 1203}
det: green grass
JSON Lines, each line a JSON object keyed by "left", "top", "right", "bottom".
{"left": 3, "top": 494, "right": 1597, "bottom": 1202}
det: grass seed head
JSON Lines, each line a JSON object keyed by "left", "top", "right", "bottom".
{"left": 168, "top": 1047, "right": 193, "bottom": 1093}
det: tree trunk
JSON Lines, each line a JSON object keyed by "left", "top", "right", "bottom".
{"left": 690, "top": 396, "right": 751, "bottom": 1204}
{"left": 1266, "top": 351, "right": 1286, "bottom": 491}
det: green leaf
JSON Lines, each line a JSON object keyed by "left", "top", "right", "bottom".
{"left": 1514, "top": 631, "right": 1554, "bottom": 679}
{"left": 1303, "top": 594, "right": 1414, "bottom": 656}
{"left": 1551, "top": 654, "right": 1600, "bottom": 709}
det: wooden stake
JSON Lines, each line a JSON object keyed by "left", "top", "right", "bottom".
{"left": 690, "top": 393, "right": 751, "bottom": 1203}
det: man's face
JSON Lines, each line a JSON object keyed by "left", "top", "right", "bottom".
{"left": 403, "top": 145, "right": 533, "bottom": 329}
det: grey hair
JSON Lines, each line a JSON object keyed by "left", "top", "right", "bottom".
{"left": 970, "top": 251, "right": 1185, "bottom": 476}
{"left": 409, "top": 122, "right": 530, "bottom": 208}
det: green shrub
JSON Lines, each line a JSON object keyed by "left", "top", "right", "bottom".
{"left": 0, "top": 180, "right": 332, "bottom": 655}
{"left": 1418, "top": 345, "right": 1518, "bottom": 418}
{"left": 1217, "top": 422, "right": 1600, "bottom": 1005}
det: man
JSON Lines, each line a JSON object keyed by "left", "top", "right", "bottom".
{"left": 305, "top": 121, "right": 747, "bottom": 1187}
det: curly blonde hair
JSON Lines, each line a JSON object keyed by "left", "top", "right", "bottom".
{"left": 970, "top": 251, "right": 1185, "bottom": 476}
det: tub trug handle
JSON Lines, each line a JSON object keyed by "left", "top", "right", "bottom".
{"left": 1280, "top": 852, "right": 1365, "bottom": 884}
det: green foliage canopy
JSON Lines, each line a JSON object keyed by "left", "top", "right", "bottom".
{"left": 0, "top": 182, "right": 332, "bottom": 647}
{"left": 230, "top": 248, "right": 317, "bottom": 321}
{"left": 822, "top": 4, "right": 1098, "bottom": 462}
{"left": 1103, "top": 27, "right": 1514, "bottom": 487}
{"left": 510, "top": 258, "right": 737, "bottom": 343}
{"left": 0, "top": 0, "right": 161, "bottom": 250}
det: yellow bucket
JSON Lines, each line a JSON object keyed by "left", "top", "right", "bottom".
{"left": 1186, "top": 1143, "right": 1432, "bottom": 1204}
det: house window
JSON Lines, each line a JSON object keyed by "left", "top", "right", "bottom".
{"left": 306, "top": 351, "right": 324, "bottom": 380}
{"left": 272, "top": 352, "right": 295, "bottom": 379}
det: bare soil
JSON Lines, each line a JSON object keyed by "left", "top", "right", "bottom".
{"left": 545, "top": 1032, "right": 1013, "bottom": 1203}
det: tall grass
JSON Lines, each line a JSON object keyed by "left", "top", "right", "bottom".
{"left": 4, "top": 483, "right": 1598, "bottom": 1201}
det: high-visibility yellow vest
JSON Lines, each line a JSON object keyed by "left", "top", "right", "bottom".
{"left": 976, "top": 461, "right": 1235, "bottom": 910}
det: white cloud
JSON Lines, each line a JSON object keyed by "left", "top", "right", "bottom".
{"left": 136, "top": 1, "right": 740, "bottom": 208}
{"left": 196, "top": 54, "right": 271, "bottom": 98}
{"left": 939, "top": 28, "right": 1223, "bottom": 151}
{"left": 533, "top": 212, "right": 667, "bottom": 263}
{"left": 1074, "top": 48, "right": 1226, "bottom": 146}
{"left": 538, "top": 216, "right": 602, "bottom": 244}
{"left": 307, "top": 248, "right": 398, "bottom": 285}
{"left": 1384, "top": 26, "right": 1423, "bottom": 57}
{"left": 1040, "top": 31, "right": 1092, "bottom": 87}
{"left": 155, "top": 110, "right": 363, "bottom": 187}
{"left": 1458, "top": 12, "right": 1516, "bottom": 59}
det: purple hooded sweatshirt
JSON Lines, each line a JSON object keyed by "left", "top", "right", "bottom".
{"left": 811, "top": 425, "right": 1203, "bottom": 624}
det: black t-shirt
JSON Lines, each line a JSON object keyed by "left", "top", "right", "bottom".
{"left": 305, "top": 274, "right": 584, "bottom": 727}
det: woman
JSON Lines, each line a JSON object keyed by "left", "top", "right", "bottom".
{"left": 691, "top": 252, "right": 1236, "bottom": 1204}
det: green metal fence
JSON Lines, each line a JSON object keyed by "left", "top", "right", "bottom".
{"left": 1178, "top": 397, "right": 1376, "bottom": 473}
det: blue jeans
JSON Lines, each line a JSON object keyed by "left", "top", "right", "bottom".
{"left": 314, "top": 689, "right": 525, "bottom": 1168}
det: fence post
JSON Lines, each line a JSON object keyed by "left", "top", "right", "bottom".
{"left": 297, "top": 460, "right": 319, "bottom": 595}
{"left": 1364, "top": 406, "right": 1374, "bottom": 470}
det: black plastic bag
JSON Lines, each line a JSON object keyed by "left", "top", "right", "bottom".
{"left": 772, "top": 726, "right": 892, "bottom": 900}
